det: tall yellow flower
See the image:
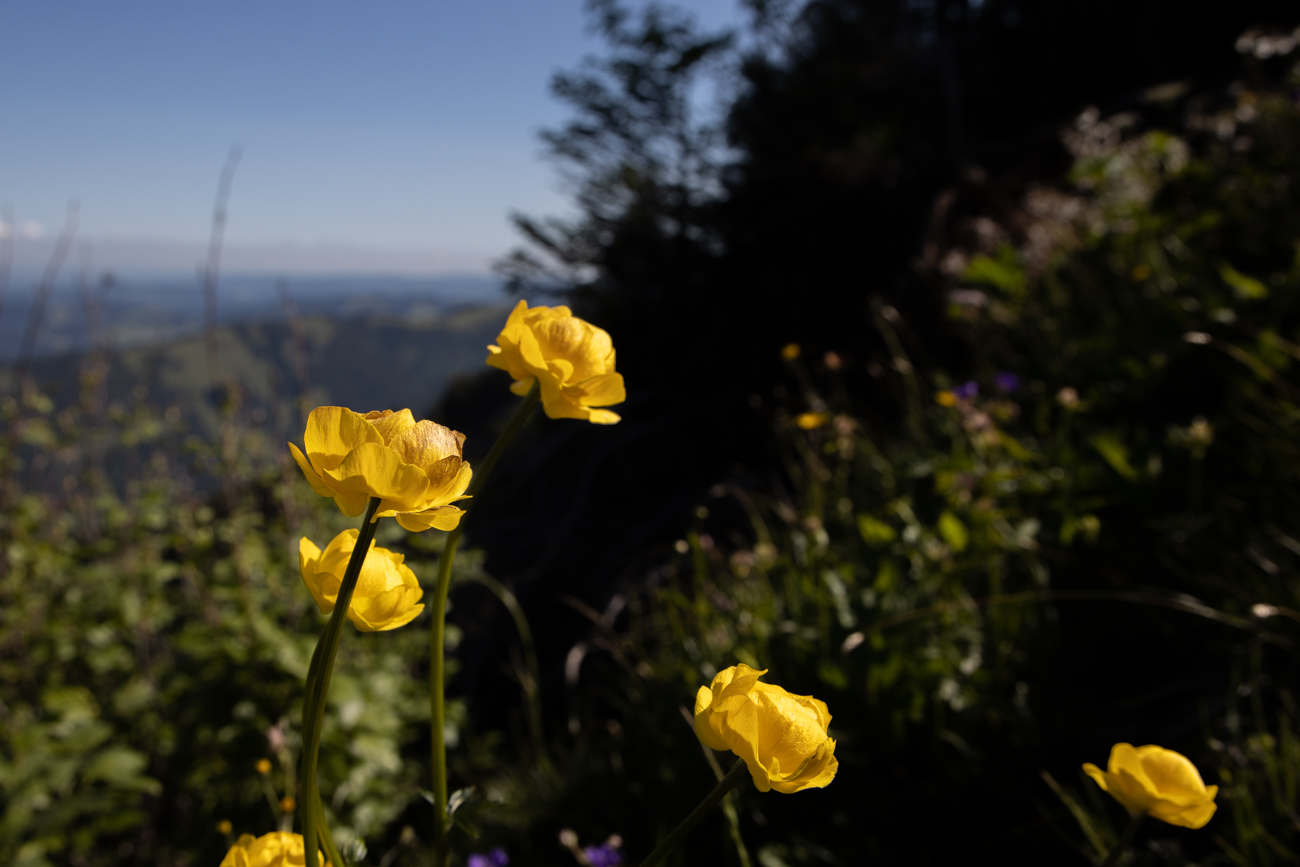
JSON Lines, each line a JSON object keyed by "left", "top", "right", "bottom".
{"left": 219, "top": 831, "right": 321, "bottom": 867}
{"left": 486, "top": 300, "right": 625, "bottom": 424}
{"left": 289, "top": 407, "right": 471, "bottom": 531}
{"left": 299, "top": 529, "right": 425, "bottom": 631}
{"left": 1083, "top": 743, "right": 1218, "bottom": 829}
{"left": 694, "top": 663, "right": 838, "bottom": 793}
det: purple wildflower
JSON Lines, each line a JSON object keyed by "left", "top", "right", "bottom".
{"left": 584, "top": 844, "right": 623, "bottom": 867}
{"left": 994, "top": 372, "right": 1020, "bottom": 393}
{"left": 952, "top": 381, "right": 979, "bottom": 400}
{"left": 468, "top": 849, "right": 508, "bottom": 867}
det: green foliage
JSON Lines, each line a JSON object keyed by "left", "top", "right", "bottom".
{"left": 457, "top": 62, "right": 1300, "bottom": 867}
{"left": 0, "top": 388, "right": 478, "bottom": 865}
{"left": 5, "top": 13, "right": 1300, "bottom": 867}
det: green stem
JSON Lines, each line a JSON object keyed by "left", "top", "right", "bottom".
{"left": 720, "top": 790, "right": 752, "bottom": 867}
{"left": 638, "top": 758, "right": 750, "bottom": 867}
{"left": 313, "top": 790, "right": 345, "bottom": 867}
{"left": 466, "top": 380, "right": 542, "bottom": 502}
{"left": 1099, "top": 812, "right": 1145, "bottom": 867}
{"left": 301, "top": 496, "right": 382, "bottom": 867}
{"left": 430, "top": 381, "right": 540, "bottom": 865}
{"left": 698, "top": 747, "right": 751, "bottom": 867}
{"left": 475, "top": 573, "right": 549, "bottom": 769}
{"left": 299, "top": 651, "right": 341, "bottom": 863}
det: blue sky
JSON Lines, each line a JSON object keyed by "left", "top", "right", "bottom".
{"left": 1, "top": 0, "right": 741, "bottom": 277}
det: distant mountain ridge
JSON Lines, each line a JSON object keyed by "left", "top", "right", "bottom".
{"left": 0, "top": 272, "right": 506, "bottom": 362}
{"left": 0, "top": 301, "right": 513, "bottom": 443}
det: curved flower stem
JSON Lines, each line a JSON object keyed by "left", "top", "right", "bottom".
{"left": 466, "top": 380, "right": 542, "bottom": 500}
{"left": 312, "top": 790, "right": 345, "bottom": 867}
{"left": 697, "top": 745, "right": 751, "bottom": 867}
{"left": 475, "top": 572, "right": 548, "bottom": 769}
{"left": 301, "top": 496, "right": 382, "bottom": 867}
{"left": 637, "top": 758, "right": 750, "bottom": 867}
{"left": 1099, "top": 813, "right": 1145, "bottom": 867}
{"left": 430, "top": 381, "right": 540, "bottom": 865}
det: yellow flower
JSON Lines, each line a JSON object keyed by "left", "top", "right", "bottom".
{"left": 219, "top": 831, "right": 321, "bottom": 867}
{"left": 935, "top": 390, "right": 957, "bottom": 407}
{"left": 693, "top": 663, "right": 838, "bottom": 794}
{"left": 1083, "top": 743, "right": 1218, "bottom": 829}
{"left": 255, "top": 758, "right": 272, "bottom": 775}
{"left": 288, "top": 407, "right": 471, "bottom": 532}
{"left": 299, "top": 530, "right": 425, "bottom": 632}
{"left": 486, "top": 300, "right": 625, "bottom": 424}
{"left": 794, "top": 412, "right": 830, "bottom": 430}
{"left": 781, "top": 343, "right": 801, "bottom": 361}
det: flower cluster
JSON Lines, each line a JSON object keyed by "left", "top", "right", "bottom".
{"left": 467, "top": 848, "right": 508, "bottom": 867}
{"left": 584, "top": 842, "right": 623, "bottom": 867}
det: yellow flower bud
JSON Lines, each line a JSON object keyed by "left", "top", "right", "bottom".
{"left": 288, "top": 407, "right": 471, "bottom": 532}
{"left": 693, "top": 663, "right": 838, "bottom": 794}
{"left": 781, "top": 343, "right": 801, "bottom": 361}
{"left": 794, "top": 412, "right": 830, "bottom": 430}
{"left": 299, "top": 530, "right": 425, "bottom": 632}
{"left": 486, "top": 300, "right": 625, "bottom": 424}
{"left": 217, "top": 819, "right": 234, "bottom": 835}
{"left": 279, "top": 796, "right": 296, "bottom": 813}
{"left": 219, "top": 831, "right": 321, "bottom": 867}
{"left": 255, "top": 758, "right": 272, "bottom": 775}
{"left": 1083, "top": 743, "right": 1218, "bottom": 829}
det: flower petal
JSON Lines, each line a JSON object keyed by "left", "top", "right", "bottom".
{"left": 288, "top": 442, "right": 337, "bottom": 498}
{"left": 303, "top": 406, "right": 383, "bottom": 471}
{"left": 350, "top": 582, "right": 424, "bottom": 631}
{"left": 571, "top": 372, "right": 626, "bottom": 407}
{"left": 391, "top": 420, "right": 466, "bottom": 469}
{"left": 367, "top": 408, "right": 417, "bottom": 445}
{"left": 694, "top": 686, "right": 729, "bottom": 751}
{"left": 324, "top": 442, "right": 432, "bottom": 512}
{"left": 395, "top": 505, "right": 466, "bottom": 532}
{"left": 426, "top": 459, "right": 472, "bottom": 505}
{"left": 584, "top": 408, "right": 622, "bottom": 424}
{"left": 1148, "top": 795, "right": 1217, "bottom": 829}
{"left": 298, "top": 537, "right": 336, "bottom": 615}
{"left": 1135, "top": 745, "right": 1211, "bottom": 802}
{"left": 298, "top": 536, "right": 323, "bottom": 572}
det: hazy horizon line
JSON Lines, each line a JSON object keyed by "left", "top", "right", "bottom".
{"left": 2, "top": 233, "right": 509, "bottom": 280}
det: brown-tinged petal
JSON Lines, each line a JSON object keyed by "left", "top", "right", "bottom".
{"left": 390, "top": 420, "right": 465, "bottom": 469}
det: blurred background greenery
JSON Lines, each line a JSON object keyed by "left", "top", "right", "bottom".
{"left": 6, "top": 1, "right": 1300, "bottom": 865}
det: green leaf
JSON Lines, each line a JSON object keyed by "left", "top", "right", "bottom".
{"left": 937, "top": 511, "right": 969, "bottom": 553}
{"left": 963, "top": 246, "right": 1026, "bottom": 299}
{"left": 1090, "top": 434, "right": 1139, "bottom": 480}
{"left": 856, "top": 515, "right": 897, "bottom": 546}
{"left": 1220, "top": 263, "right": 1268, "bottom": 300}
{"left": 817, "top": 660, "right": 848, "bottom": 690}
{"left": 81, "top": 747, "right": 161, "bottom": 795}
